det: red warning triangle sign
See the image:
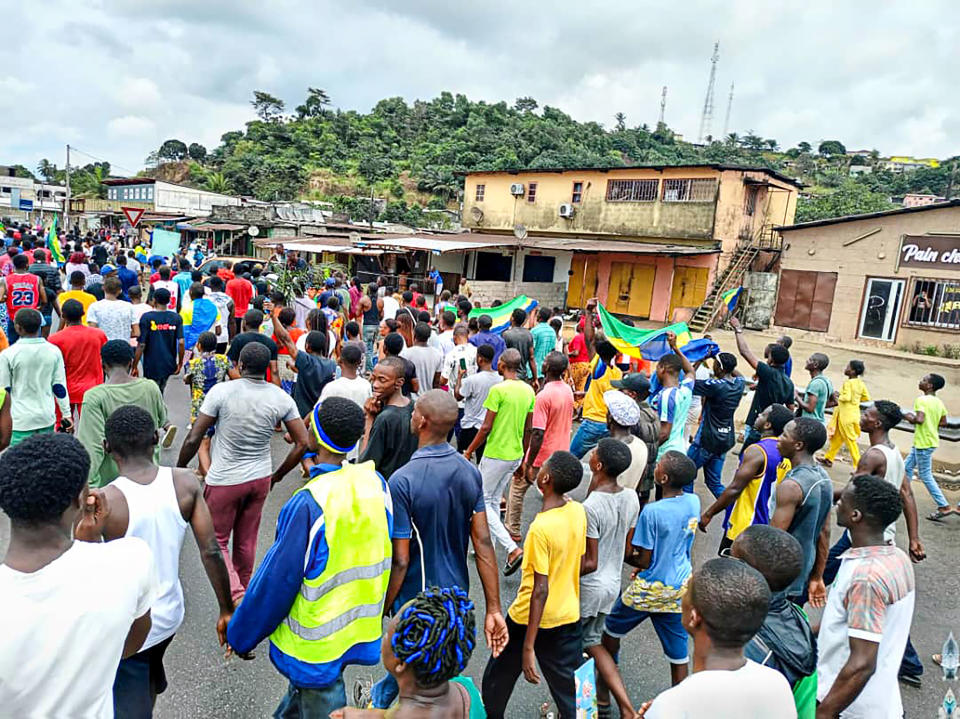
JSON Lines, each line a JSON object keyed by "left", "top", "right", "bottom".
{"left": 122, "top": 206, "right": 146, "bottom": 227}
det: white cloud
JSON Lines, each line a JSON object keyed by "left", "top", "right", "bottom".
{"left": 3, "top": 0, "right": 960, "bottom": 172}
{"left": 107, "top": 115, "right": 157, "bottom": 138}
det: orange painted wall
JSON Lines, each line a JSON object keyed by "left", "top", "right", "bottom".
{"left": 594, "top": 252, "right": 718, "bottom": 322}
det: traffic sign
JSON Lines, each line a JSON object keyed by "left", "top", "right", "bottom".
{"left": 122, "top": 206, "right": 145, "bottom": 227}
{"left": 18, "top": 199, "right": 33, "bottom": 211}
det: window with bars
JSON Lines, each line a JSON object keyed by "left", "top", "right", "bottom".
{"left": 662, "top": 178, "right": 718, "bottom": 202}
{"left": 905, "top": 278, "right": 960, "bottom": 331}
{"left": 571, "top": 181, "right": 583, "bottom": 203}
{"left": 605, "top": 178, "right": 659, "bottom": 202}
{"left": 527, "top": 182, "right": 537, "bottom": 203}
{"left": 475, "top": 184, "right": 485, "bottom": 201}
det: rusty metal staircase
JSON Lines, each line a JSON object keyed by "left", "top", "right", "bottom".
{"left": 688, "top": 224, "right": 781, "bottom": 332}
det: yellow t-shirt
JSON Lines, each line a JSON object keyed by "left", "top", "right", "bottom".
{"left": 59, "top": 290, "right": 97, "bottom": 325}
{"left": 581, "top": 361, "right": 623, "bottom": 423}
{"left": 914, "top": 394, "right": 947, "bottom": 449}
{"left": 508, "top": 500, "right": 586, "bottom": 628}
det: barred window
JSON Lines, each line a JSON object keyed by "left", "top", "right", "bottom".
{"left": 905, "top": 278, "right": 960, "bottom": 331}
{"left": 605, "top": 179, "right": 659, "bottom": 202}
{"left": 571, "top": 181, "right": 583, "bottom": 203}
{"left": 527, "top": 182, "right": 537, "bottom": 203}
{"left": 662, "top": 178, "right": 717, "bottom": 202}
{"left": 475, "top": 184, "right": 485, "bottom": 201}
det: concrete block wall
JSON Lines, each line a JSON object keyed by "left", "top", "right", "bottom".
{"left": 469, "top": 281, "right": 567, "bottom": 310}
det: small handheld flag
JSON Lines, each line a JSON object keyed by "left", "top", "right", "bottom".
{"left": 721, "top": 286, "right": 742, "bottom": 315}
{"left": 46, "top": 215, "right": 66, "bottom": 264}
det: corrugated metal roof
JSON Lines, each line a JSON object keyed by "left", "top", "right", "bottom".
{"left": 777, "top": 199, "right": 960, "bottom": 232}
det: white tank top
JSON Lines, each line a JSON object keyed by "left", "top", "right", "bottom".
{"left": 381, "top": 296, "right": 399, "bottom": 320}
{"left": 113, "top": 467, "right": 189, "bottom": 649}
{"left": 872, "top": 443, "right": 905, "bottom": 543}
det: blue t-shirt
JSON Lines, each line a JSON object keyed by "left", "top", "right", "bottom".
{"left": 694, "top": 375, "right": 746, "bottom": 454}
{"left": 389, "top": 444, "right": 485, "bottom": 606}
{"left": 631, "top": 493, "right": 700, "bottom": 590}
{"left": 469, "top": 330, "right": 507, "bottom": 368}
{"left": 650, "top": 377, "right": 695, "bottom": 458}
{"left": 116, "top": 266, "right": 139, "bottom": 300}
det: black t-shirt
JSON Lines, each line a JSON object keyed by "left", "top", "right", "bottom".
{"left": 746, "top": 362, "right": 795, "bottom": 426}
{"left": 359, "top": 402, "right": 417, "bottom": 479}
{"left": 292, "top": 351, "right": 336, "bottom": 417}
{"left": 138, "top": 310, "right": 183, "bottom": 379}
{"left": 398, "top": 356, "right": 416, "bottom": 397}
{"left": 694, "top": 376, "right": 747, "bottom": 454}
{"left": 227, "top": 332, "right": 279, "bottom": 363}
{"left": 502, "top": 327, "right": 534, "bottom": 379}
{"left": 92, "top": 244, "right": 108, "bottom": 266}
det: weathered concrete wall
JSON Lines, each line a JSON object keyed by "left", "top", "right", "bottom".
{"left": 744, "top": 272, "right": 778, "bottom": 329}
{"left": 469, "top": 281, "right": 567, "bottom": 310}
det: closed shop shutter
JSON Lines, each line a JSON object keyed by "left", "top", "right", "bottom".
{"left": 775, "top": 269, "right": 837, "bottom": 331}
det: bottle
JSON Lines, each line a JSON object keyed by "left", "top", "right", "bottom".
{"left": 944, "top": 632, "right": 959, "bottom": 681}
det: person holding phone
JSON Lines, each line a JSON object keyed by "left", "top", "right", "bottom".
{"left": 441, "top": 325, "right": 478, "bottom": 433}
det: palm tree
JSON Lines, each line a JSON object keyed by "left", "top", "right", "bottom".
{"left": 37, "top": 159, "right": 56, "bottom": 182}
{"left": 205, "top": 171, "right": 232, "bottom": 194}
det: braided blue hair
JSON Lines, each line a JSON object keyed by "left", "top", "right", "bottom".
{"left": 391, "top": 586, "right": 476, "bottom": 688}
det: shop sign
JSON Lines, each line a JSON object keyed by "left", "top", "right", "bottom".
{"left": 899, "top": 235, "right": 960, "bottom": 268}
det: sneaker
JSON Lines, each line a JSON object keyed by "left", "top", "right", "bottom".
{"left": 351, "top": 676, "right": 373, "bottom": 708}
{"left": 161, "top": 425, "right": 178, "bottom": 449}
{"left": 898, "top": 673, "right": 922, "bottom": 688}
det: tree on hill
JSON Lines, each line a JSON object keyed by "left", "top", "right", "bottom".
{"left": 514, "top": 97, "right": 538, "bottom": 113}
{"left": 818, "top": 140, "right": 846, "bottom": 157}
{"left": 614, "top": 112, "right": 626, "bottom": 132}
{"left": 159, "top": 139, "right": 188, "bottom": 162}
{"left": 37, "top": 159, "right": 56, "bottom": 181}
{"left": 251, "top": 91, "right": 285, "bottom": 122}
{"left": 795, "top": 179, "right": 894, "bottom": 222}
{"left": 295, "top": 87, "right": 332, "bottom": 119}
{"left": 188, "top": 143, "right": 207, "bottom": 163}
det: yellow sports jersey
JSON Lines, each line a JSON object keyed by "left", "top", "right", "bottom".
{"left": 726, "top": 437, "right": 791, "bottom": 540}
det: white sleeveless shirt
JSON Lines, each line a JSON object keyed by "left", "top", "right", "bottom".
{"left": 872, "top": 443, "right": 906, "bottom": 543}
{"left": 112, "top": 467, "right": 189, "bottom": 649}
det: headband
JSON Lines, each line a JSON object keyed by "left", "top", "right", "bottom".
{"left": 311, "top": 404, "right": 357, "bottom": 455}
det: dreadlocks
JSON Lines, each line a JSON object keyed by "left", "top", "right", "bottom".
{"left": 391, "top": 586, "right": 476, "bottom": 688}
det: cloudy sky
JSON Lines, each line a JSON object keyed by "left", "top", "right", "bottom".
{"left": 4, "top": 1, "right": 959, "bottom": 175}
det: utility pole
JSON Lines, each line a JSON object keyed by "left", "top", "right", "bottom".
{"left": 64, "top": 144, "right": 71, "bottom": 231}
{"left": 723, "top": 82, "right": 734, "bottom": 138}
{"left": 698, "top": 41, "right": 719, "bottom": 144}
{"left": 658, "top": 86, "right": 667, "bottom": 126}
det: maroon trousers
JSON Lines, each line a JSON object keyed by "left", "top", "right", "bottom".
{"left": 203, "top": 476, "right": 271, "bottom": 601}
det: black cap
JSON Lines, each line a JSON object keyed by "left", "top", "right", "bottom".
{"left": 611, "top": 372, "right": 651, "bottom": 394}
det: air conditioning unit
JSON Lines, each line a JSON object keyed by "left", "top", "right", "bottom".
{"left": 509, "top": 183, "right": 525, "bottom": 196}
{"left": 559, "top": 203, "right": 575, "bottom": 218}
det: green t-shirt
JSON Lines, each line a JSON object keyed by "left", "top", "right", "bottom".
{"left": 482, "top": 379, "right": 535, "bottom": 461}
{"left": 801, "top": 374, "right": 833, "bottom": 422}
{"left": 914, "top": 394, "right": 947, "bottom": 449}
{"left": 531, "top": 322, "right": 557, "bottom": 372}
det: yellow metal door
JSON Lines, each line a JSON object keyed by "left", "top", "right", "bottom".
{"left": 608, "top": 262, "right": 655, "bottom": 318}
{"left": 669, "top": 266, "right": 709, "bottom": 318}
{"left": 566, "top": 255, "right": 598, "bottom": 309}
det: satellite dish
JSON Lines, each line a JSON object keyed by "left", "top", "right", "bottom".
{"left": 470, "top": 206, "right": 484, "bottom": 222}
{"left": 513, "top": 224, "right": 528, "bottom": 240}
{"left": 247, "top": 225, "right": 260, "bottom": 237}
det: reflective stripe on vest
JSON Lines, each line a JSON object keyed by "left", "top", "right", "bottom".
{"left": 269, "top": 461, "right": 391, "bottom": 665}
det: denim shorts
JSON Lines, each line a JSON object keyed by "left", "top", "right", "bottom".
{"left": 604, "top": 597, "right": 689, "bottom": 663}
{"left": 581, "top": 613, "right": 608, "bottom": 648}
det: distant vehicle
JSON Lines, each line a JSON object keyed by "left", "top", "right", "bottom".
{"left": 197, "top": 256, "right": 265, "bottom": 274}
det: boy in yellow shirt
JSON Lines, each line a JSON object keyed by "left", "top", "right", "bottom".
{"left": 58, "top": 271, "right": 97, "bottom": 327}
{"left": 481, "top": 450, "right": 586, "bottom": 719}
{"left": 904, "top": 373, "right": 951, "bottom": 519}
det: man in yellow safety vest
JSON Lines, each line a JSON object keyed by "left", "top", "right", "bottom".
{"left": 226, "top": 396, "right": 393, "bottom": 717}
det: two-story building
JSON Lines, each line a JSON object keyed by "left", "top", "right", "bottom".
{"left": 102, "top": 178, "right": 241, "bottom": 216}
{"left": 457, "top": 164, "right": 799, "bottom": 321}
{"left": 0, "top": 167, "right": 66, "bottom": 222}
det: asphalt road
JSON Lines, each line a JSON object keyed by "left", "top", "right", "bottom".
{"left": 1, "top": 377, "right": 957, "bottom": 717}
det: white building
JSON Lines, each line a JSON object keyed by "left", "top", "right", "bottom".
{"left": 0, "top": 168, "right": 67, "bottom": 220}
{"left": 102, "top": 178, "right": 241, "bottom": 216}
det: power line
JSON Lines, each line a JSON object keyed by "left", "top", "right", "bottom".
{"left": 66, "top": 146, "right": 140, "bottom": 177}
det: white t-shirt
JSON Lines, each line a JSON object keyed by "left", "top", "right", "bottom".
{"left": 0, "top": 539, "right": 157, "bottom": 719}
{"left": 647, "top": 660, "right": 796, "bottom": 719}
{"left": 584, "top": 435, "right": 648, "bottom": 491}
{"left": 87, "top": 298, "right": 137, "bottom": 342}
{"left": 441, "top": 343, "right": 478, "bottom": 405}
{"left": 401, "top": 344, "right": 443, "bottom": 399}
{"left": 319, "top": 376, "right": 373, "bottom": 461}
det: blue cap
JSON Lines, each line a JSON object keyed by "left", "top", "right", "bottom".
{"left": 325, "top": 278, "right": 335, "bottom": 286}
{"left": 101, "top": 264, "right": 116, "bottom": 274}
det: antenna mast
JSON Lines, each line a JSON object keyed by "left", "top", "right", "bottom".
{"left": 722, "top": 82, "right": 734, "bottom": 138}
{"left": 658, "top": 86, "right": 667, "bottom": 126}
{"left": 698, "top": 41, "right": 719, "bottom": 143}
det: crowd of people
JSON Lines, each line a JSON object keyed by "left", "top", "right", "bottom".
{"left": 0, "top": 221, "right": 951, "bottom": 719}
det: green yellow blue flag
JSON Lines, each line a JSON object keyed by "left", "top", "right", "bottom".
{"left": 468, "top": 295, "right": 538, "bottom": 333}
{"left": 597, "top": 304, "right": 717, "bottom": 361}
{"left": 721, "top": 286, "right": 742, "bottom": 314}
{"left": 46, "top": 215, "right": 65, "bottom": 264}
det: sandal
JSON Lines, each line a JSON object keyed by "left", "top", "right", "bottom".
{"left": 503, "top": 551, "right": 523, "bottom": 576}
{"left": 933, "top": 653, "right": 942, "bottom": 666}
{"left": 816, "top": 455, "right": 833, "bottom": 468}
{"left": 926, "top": 509, "right": 952, "bottom": 522}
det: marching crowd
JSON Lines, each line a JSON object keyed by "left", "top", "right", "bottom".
{"left": 0, "top": 222, "right": 952, "bottom": 719}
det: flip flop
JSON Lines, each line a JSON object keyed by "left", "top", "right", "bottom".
{"left": 933, "top": 653, "right": 942, "bottom": 666}
{"left": 927, "top": 510, "right": 952, "bottom": 522}
{"left": 503, "top": 551, "right": 523, "bottom": 576}
{"left": 161, "top": 425, "right": 178, "bottom": 449}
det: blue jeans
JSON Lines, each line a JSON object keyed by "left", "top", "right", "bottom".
{"left": 570, "top": 418, "right": 608, "bottom": 459}
{"left": 822, "top": 530, "right": 922, "bottom": 677}
{"left": 274, "top": 678, "right": 346, "bottom": 719}
{"left": 371, "top": 673, "right": 399, "bottom": 710}
{"left": 905, "top": 446, "right": 948, "bottom": 507}
{"left": 686, "top": 443, "right": 726, "bottom": 499}
{"left": 362, "top": 324, "right": 378, "bottom": 373}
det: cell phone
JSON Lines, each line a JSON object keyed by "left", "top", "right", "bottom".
{"left": 459, "top": 357, "right": 467, "bottom": 371}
